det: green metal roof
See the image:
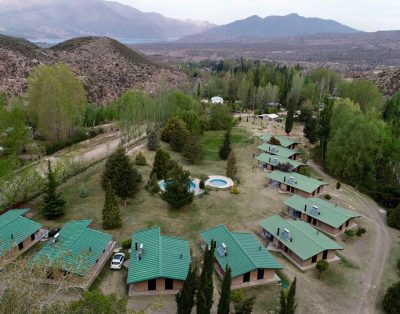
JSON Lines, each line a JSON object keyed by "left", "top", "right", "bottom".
{"left": 260, "top": 133, "right": 300, "bottom": 148}
{"left": 267, "top": 170, "right": 328, "bottom": 193}
{"left": 127, "top": 227, "right": 190, "bottom": 284}
{"left": 201, "top": 225, "right": 282, "bottom": 278}
{"left": 0, "top": 209, "right": 42, "bottom": 257}
{"left": 31, "top": 220, "right": 112, "bottom": 276}
{"left": 256, "top": 153, "right": 304, "bottom": 170}
{"left": 257, "top": 144, "right": 299, "bottom": 159}
{"left": 259, "top": 215, "right": 343, "bottom": 260}
{"left": 285, "top": 195, "right": 361, "bottom": 228}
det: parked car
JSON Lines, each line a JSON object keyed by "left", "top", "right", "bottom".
{"left": 110, "top": 252, "right": 125, "bottom": 270}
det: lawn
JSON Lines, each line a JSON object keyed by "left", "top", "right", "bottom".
{"left": 28, "top": 121, "right": 389, "bottom": 314}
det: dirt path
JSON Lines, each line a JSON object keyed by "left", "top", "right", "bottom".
{"left": 308, "top": 160, "right": 391, "bottom": 314}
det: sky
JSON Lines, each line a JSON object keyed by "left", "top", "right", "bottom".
{"left": 116, "top": 0, "right": 400, "bottom": 32}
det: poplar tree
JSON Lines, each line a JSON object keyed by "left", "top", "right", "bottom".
{"left": 197, "top": 240, "right": 216, "bottom": 314}
{"left": 102, "top": 182, "right": 122, "bottom": 229}
{"left": 217, "top": 266, "right": 232, "bottom": 314}
{"left": 176, "top": 265, "right": 198, "bottom": 314}
{"left": 219, "top": 131, "right": 232, "bottom": 160}
{"left": 42, "top": 160, "right": 66, "bottom": 219}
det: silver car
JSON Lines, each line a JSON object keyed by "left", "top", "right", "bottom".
{"left": 110, "top": 253, "right": 125, "bottom": 270}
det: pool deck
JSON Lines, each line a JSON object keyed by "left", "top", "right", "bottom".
{"left": 205, "top": 175, "right": 235, "bottom": 191}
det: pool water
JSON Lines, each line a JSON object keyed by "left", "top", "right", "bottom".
{"left": 209, "top": 179, "right": 228, "bottom": 187}
{"left": 159, "top": 180, "right": 197, "bottom": 192}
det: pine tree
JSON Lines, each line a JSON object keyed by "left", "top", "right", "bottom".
{"left": 197, "top": 240, "right": 216, "bottom": 314}
{"left": 170, "top": 121, "right": 189, "bottom": 152}
{"left": 285, "top": 106, "right": 294, "bottom": 135}
{"left": 217, "top": 266, "right": 232, "bottom": 314}
{"left": 382, "top": 281, "right": 400, "bottom": 314}
{"left": 303, "top": 117, "right": 319, "bottom": 144}
{"left": 286, "top": 278, "right": 297, "bottom": 314}
{"left": 135, "top": 151, "right": 147, "bottom": 166}
{"left": 42, "top": 160, "right": 66, "bottom": 219}
{"left": 161, "top": 165, "right": 194, "bottom": 209}
{"left": 147, "top": 129, "right": 160, "bottom": 151}
{"left": 226, "top": 151, "right": 237, "bottom": 179}
{"left": 219, "top": 131, "right": 232, "bottom": 160}
{"left": 279, "top": 290, "right": 287, "bottom": 314}
{"left": 176, "top": 265, "right": 198, "bottom": 314}
{"left": 151, "top": 149, "right": 171, "bottom": 180}
{"left": 102, "top": 182, "right": 122, "bottom": 229}
{"left": 101, "top": 147, "right": 142, "bottom": 206}
{"left": 146, "top": 172, "right": 160, "bottom": 194}
{"left": 183, "top": 133, "right": 204, "bottom": 164}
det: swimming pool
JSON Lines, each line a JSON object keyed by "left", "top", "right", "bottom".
{"left": 205, "top": 175, "right": 235, "bottom": 190}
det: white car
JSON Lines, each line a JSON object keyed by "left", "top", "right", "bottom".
{"left": 110, "top": 253, "right": 125, "bottom": 270}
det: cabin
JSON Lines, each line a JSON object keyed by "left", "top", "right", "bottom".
{"left": 258, "top": 113, "right": 280, "bottom": 122}
{"left": 0, "top": 209, "right": 45, "bottom": 267}
{"left": 285, "top": 195, "right": 361, "bottom": 237}
{"left": 267, "top": 170, "right": 328, "bottom": 198}
{"left": 260, "top": 133, "right": 300, "bottom": 150}
{"left": 31, "top": 220, "right": 114, "bottom": 288}
{"left": 201, "top": 225, "right": 282, "bottom": 289}
{"left": 211, "top": 96, "right": 224, "bottom": 104}
{"left": 257, "top": 144, "right": 300, "bottom": 160}
{"left": 127, "top": 227, "right": 190, "bottom": 296}
{"left": 255, "top": 153, "right": 304, "bottom": 173}
{"left": 259, "top": 215, "right": 343, "bottom": 271}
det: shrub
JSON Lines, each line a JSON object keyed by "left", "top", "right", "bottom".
{"left": 344, "top": 229, "right": 355, "bottom": 241}
{"left": 324, "top": 194, "right": 332, "bottom": 200}
{"left": 298, "top": 166, "right": 311, "bottom": 177}
{"left": 135, "top": 151, "right": 146, "bottom": 166}
{"left": 387, "top": 205, "right": 400, "bottom": 230}
{"left": 336, "top": 181, "right": 341, "bottom": 190}
{"left": 231, "top": 185, "right": 239, "bottom": 194}
{"left": 121, "top": 239, "right": 132, "bottom": 249}
{"left": 199, "top": 179, "right": 206, "bottom": 190}
{"left": 382, "top": 281, "right": 400, "bottom": 314}
{"left": 160, "top": 117, "right": 186, "bottom": 143}
{"left": 232, "top": 176, "right": 240, "bottom": 185}
{"left": 146, "top": 172, "right": 160, "bottom": 194}
{"left": 79, "top": 184, "right": 89, "bottom": 198}
{"left": 316, "top": 260, "right": 329, "bottom": 279}
{"left": 356, "top": 227, "right": 366, "bottom": 237}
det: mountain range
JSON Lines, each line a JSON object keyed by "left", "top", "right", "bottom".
{"left": 0, "top": 0, "right": 214, "bottom": 40}
{"left": 180, "top": 13, "right": 361, "bottom": 42}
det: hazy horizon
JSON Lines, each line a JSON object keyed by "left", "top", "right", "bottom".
{"left": 117, "top": 0, "right": 400, "bottom": 32}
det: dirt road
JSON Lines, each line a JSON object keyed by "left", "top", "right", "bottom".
{"left": 308, "top": 160, "right": 391, "bottom": 314}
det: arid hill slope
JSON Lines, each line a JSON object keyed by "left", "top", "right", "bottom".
{"left": 0, "top": 35, "right": 188, "bottom": 104}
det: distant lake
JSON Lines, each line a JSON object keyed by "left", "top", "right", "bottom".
{"left": 29, "top": 37, "right": 176, "bottom": 46}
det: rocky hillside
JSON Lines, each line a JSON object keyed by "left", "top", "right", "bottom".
{"left": 0, "top": 35, "right": 188, "bottom": 104}
{"left": 357, "top": 69, "right": 400, "bottom": 98}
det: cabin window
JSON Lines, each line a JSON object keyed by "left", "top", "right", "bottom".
{"left": 257, "top": 269, "right": 264, "bottom": 280}
{"left": 18, "top": 242, "right": 24, "bottom": 250}
{"left": 323, "top": 250, "right": 328, "bottom": 260}
{"left": 165, "top": 278, "right": 174, "bottom": 290}
{"left": 311, "top": 255, "right": 318, "bottom": 263}
{"left": 31, "top": 233, "right": 36, "bottom": 241}
{"left": 148, "top": 279, "right": 157, "bottom": 291}
{"left": 243, "top": 272, "right": 250, "bottom": 283}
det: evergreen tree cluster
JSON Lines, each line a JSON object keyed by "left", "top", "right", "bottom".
{"left": 102, "top": 182, "right": 122, "bottom": 229}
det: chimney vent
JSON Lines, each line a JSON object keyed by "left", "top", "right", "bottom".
{"left": 277, "top": 228, "right": 280, "bottom": 236}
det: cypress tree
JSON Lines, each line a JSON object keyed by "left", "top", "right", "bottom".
{"left": 161, "top": 165, "right": 194, "bottom": 209}
{"left": 176, "top": 265, "right": 198, "bottom": 314}
{"left": 101, "top": 147, "right": 142, "bottom": 206}
{"left": 303, "top": 117, "right": 319, "bottom": 144}
{"left": 217, "top": 266, "right": 232, "bottom": 314}
{"left": 147, "top": 129, "right": 160, "bottom": 151}
{"left": 226, "top": 151, "right": 237, "bottom": 179}
{"left": 219, "top": 131, "right": 232, "bottom": 160}
{"left": 151, "top": 149, "right": 171, "bottom": 180}
{"left": 170, "top": 121, "right": 189, "bottom": 152}
{"left": 285, "top": 106, "right": 294, "bottom": 135}
{"left": 146, "top": 172, "right": 160, "bottom": 194}
{"left": 183, "top": 133, "right": 204, "bottom": 164}
{"left": 279, "top": 290, "right": 287, "bottom": 314}
{"left": 286, "top": 278, "right": 297, "bottom": 314}
{"left": 42, "top": 160, "right": 66, "bottom": 219}
{"left": 197, "top": 240, "right": 216, "bottom": 314}
{"left": 102, "top": 182, "right": 122, "bottom": 229}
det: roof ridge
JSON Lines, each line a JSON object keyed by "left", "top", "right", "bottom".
{"left": 283, "top": 219, "right": 326, "bottom": 252}
{"left": 225, "top": 226, "right": 258, "bottom": 270}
